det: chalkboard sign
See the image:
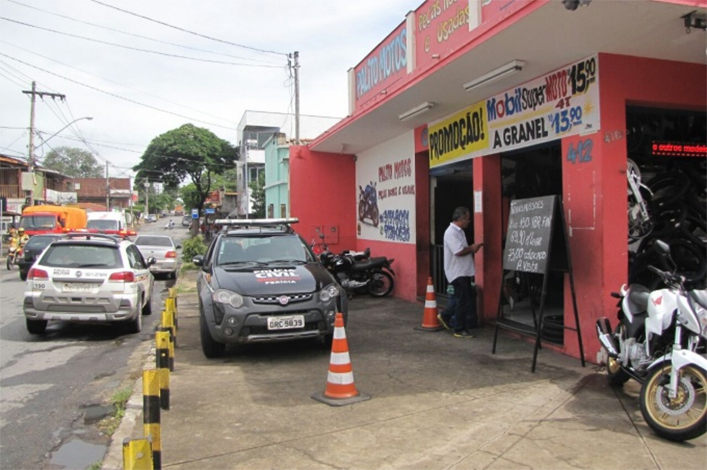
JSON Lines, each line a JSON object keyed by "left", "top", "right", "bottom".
{"left": 502, "top": 195, "right": 556, "bottom": 274}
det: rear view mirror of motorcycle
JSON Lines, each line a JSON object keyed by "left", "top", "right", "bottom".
{"left": 653, "top": 239, "right": 678, "bottom": 271}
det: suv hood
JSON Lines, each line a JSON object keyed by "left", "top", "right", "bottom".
{"left": 213, "top": 264, "right": 332, "bottom": 295}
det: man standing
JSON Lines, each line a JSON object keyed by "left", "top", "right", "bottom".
{"left": 439, "top": 207, "right": 483, "bottom": 338}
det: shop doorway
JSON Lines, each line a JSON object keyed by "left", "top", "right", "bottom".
{"left": 625, "top": 106, "right": 706, "bottom": 290}
{"left": 499, "top": 142, "right": 565, "bottom": 343}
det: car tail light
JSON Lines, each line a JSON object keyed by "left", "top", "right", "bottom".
{"left": 28, "top": 268, "right": 49, "bottom": 280}
{"left": 109, "top": 271, "right": 135, "bottom": 282}
{"left": 166, "top": 251, "right": 177, "bottom": 258}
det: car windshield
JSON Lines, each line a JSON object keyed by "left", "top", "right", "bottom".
{"left": 216, "top": 235, "right": 312, "bottom": 265}
{"left": 19, "top": 215, "right": 56, "bottom": 230}
{"left": 134, "top": 236, "right": 173, "bottom": 247}
{"left": 87, "top": 220, "right": 119, "bottom": 231}
{"left": 25, "top": 236, "right": 61, "bottom": 250}
{"left": 40, "top": 244, "right": 123, "bottom": 269}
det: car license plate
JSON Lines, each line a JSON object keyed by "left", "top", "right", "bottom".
{"left": 267, "top": 315, "right": 304, "bottom": 330}
{"left": 63, "top": 283, "right": 94, "bottom": 293}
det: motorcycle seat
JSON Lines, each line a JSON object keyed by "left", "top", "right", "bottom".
{"left": 627, "top": 284, "right": 651, "bottom": 315}
{"left": 689, "top": 289, "right": 707, "bottom": 310}
{"left": 351, "top": 257, "right": 388, "bottom": 271}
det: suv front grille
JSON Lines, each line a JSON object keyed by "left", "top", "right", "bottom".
{"left": 253, "top": 293, "right": 313, "bottom": 304}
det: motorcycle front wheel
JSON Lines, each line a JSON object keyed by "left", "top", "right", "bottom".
{"left": 640, "top": 363, "right": 707, "bottom": 442}
{"left": 6, "top": 255, "right": 13, "bottom": 270}
{"left": 367, "top": 270, "right": 394, "bottom": 297}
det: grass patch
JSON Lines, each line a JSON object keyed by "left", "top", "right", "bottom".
{"left": 98, "top": 386, "right": 133, "bottom": 436}
{"left": 87, "top": 461, "right": 102, "bottom": 470}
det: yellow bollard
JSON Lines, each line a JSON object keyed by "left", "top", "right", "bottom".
{"left": 155, "top": 330, "right": 171, "bottom": 410}
{"left": 122, "top": 437, "right": 153, "bottom": 470}
{"left": 165, "top": 296, "right": 178, "bottom": 336}
{"left": 161, "top": 309, "right": 176, "bottom": 363}
{"left": 143, "top": 369, "right": 162, "bottom": 470}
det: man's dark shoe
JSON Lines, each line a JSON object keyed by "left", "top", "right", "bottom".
{"left": 453, "top": 330, "right": 475, "bottom": 338}
{"left": 437, "top": 314, "right": 451, "bottom": 330}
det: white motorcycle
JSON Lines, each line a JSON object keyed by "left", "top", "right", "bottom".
{"left": 596, "top": 239, "right": 707, "bottom": 442}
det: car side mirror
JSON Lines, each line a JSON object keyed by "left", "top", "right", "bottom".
{"left": 176, "top": 244, "right": 182, "bottom": 249}
{"left": 192, "top": 255, "right": 204, "bottom": 266}
{"left": 147, "top": 257, "right": 157, "bottom": 266}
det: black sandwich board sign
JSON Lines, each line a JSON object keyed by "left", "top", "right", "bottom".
{"left": 492, "top": 195, "right": 585, "bottom": 372}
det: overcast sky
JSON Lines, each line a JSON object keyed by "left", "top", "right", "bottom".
{"left": 0, "top": 0, "right": 418, "bottom": 179}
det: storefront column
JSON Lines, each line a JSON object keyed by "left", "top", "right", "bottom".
{"left": 473, "top": 154, "right": 502, "bottom": 325}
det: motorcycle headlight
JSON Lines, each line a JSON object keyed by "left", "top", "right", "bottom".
{"left": 212, "top": 289, "right": 244, "bottom": 309}
{"left": 319, "top": 285, "right": 340, "bottom": 302}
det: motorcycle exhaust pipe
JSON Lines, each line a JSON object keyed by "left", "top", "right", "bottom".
{"left": 595, "top": 317, "right": 619, "bottom": 358}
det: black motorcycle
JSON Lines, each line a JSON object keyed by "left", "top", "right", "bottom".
{"left": 358, "top": 182, "right": 380, "bottom": 227}
{"left": 320, "top": 248, "right": 395, "bottom": 297}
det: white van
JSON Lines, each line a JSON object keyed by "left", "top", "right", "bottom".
{"left": 86, "top": 211, "right": 134, "bottom": 238}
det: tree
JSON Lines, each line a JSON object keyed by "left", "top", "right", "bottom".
{"left": 40, "top": 147, "right": 102, "bottom": 177}
{"left": 133, "top": 124, "right": 236, "bottom": 234}
{"left": 249, "top": 171, "right": 265, "bottom": 218}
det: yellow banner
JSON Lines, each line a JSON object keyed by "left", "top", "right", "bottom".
{"left": 428, "top": 101, "right": 488, "bottom": 167}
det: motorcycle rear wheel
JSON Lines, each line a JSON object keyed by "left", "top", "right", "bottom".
{"left": 367, "top": 270, "right": 394, "bottom": 297}
{"left": 640, "top": 363, "right": 707, "bottom": 442}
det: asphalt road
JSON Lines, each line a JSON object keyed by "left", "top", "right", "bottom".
{"left": 0, "top": 219, "right": 188, "bottom": 470}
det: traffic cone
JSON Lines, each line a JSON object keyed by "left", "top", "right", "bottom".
{"left": 312, "top": 312, "right": 371, "bottom": 406}
{"left": 414, "top": 277, "right": 444, "bottom": 332}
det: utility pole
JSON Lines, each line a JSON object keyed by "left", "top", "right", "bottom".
{"left": 22, "top": 81, "right": 65, "bottom": 206}
{"left": 144, "top": 181, "right": 149, "bottom": 219}
{"left": 293, "top": 51, "right": 300, "bottom": 145}
{"left": 105, "top": 161, "right": 110, "bottom": 210}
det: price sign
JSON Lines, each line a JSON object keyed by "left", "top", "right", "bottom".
{"left": 502, "top": 195, "right": 556, "bottom": 274}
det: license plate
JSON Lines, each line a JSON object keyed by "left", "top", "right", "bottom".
{"left": 63, "top": 283, "right": 95, "bottom": 293}
{"left": 267, "top": 315, "right": 304, "bottom": 330}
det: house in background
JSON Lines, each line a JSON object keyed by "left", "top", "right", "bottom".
{"left": 68, "top": 177, "right": 133, "bottom": 211}
{"left": 235, "top": 111, "right": 340, "bottom": 217}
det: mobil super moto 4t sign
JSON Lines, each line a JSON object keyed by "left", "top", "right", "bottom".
{"left": 255, "top": 269, "right": 301, "bottom": 285}
{"left": 428, "top": 55, "right": 600, "bottom": 167}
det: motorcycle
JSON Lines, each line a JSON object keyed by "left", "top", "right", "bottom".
{"left": 596, "top": 239, "right": 707, "bottom": 442}
{"left": 320, "top": 248, "right": 395, "bottom": 298}
{"left": 358, "top": 182, "right": 380, "bottom": 227}
{"left": 627, "top": 158, "right": 654, "bottom": 242}
{"left": 6, "top": 245, "right": 23, "bottom": 270}
{"left": 164, "top": 220, "right": 174, "bottom": 230}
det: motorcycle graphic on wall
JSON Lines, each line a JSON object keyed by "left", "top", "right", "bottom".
{"left": 358, "top": 182, "right": 380, "bottom": 227}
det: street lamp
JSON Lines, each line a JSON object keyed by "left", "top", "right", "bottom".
{"left": 27, "top": 116, "right": 93, "bottom": 206}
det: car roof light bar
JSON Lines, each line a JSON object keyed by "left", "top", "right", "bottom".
{"left": 214, "top": 218, "right": 299, "bottom": 226}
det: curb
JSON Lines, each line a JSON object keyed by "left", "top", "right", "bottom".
{"left": 101, "top": 340, "right": 156, "bottom": 470}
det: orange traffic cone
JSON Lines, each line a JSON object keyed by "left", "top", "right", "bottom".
{"left": 312, "top": 312, "right": 371, "bottom": 406}
{"left": 415, "top": 277, "right": 444, "bottom": 332}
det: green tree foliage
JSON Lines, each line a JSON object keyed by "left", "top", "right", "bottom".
{"left": 181, "top": 235, "right": 207, "bottom": 262}
{"left": 212, "top": 168, "right": 239, "bottom": 192}
{"left": 133, "top": 124, "right": 236, "bottom": 229}
{"left": 249, "top": 171, "right": 265, "bottom": 218}
{"left": 41, "top": 147, "right": 102, "bottom": 177}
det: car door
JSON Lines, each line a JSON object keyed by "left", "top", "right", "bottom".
{"left": 127, "top": 245, "right": 152, "bottom": 304}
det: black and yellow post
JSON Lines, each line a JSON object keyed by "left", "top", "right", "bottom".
{"left": 155, "top": 330, "right": 170, "bottom": 410}
{"left": 122, "top": 436, "right": 153, "bottom": 470}
{"left": 165, "top": 296, "right": 178, "bottom": 340}
{"left": 160, "top": 310, "right": 175, "bottom": 371}
{"left": 143, "top": 369, "right": 162, "bottom": 470}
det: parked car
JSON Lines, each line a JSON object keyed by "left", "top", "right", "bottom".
{"left": 192, "top": 218, "right": 347, "bottom": 358}
{"left": 23, "top": 233, "right": 156, "bottom": 335}
{"left": 133, "top": 235, "right": 181, "bottom": 280}
{"left": 17, "top": 234, "right": 64, "bottom": 281}
{"left": 182, "top": 215, "right": 191, "bottom": 227}
{"left": 146, "top": 214, "right": 158, "bottom": 223}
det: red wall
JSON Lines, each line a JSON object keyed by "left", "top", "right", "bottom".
{"left": 559, "top": 54, "right": 706, "bottom": 363}
{"left": 289, "top": 146, "right": 357, "bottom": 251}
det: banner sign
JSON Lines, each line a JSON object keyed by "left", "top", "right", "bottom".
{"left": 429, "top": 55, "right": 601, "bottom": 167}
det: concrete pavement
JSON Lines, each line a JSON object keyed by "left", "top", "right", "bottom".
{"left": 103, "top": 270, "right": 706, "bottom": 469}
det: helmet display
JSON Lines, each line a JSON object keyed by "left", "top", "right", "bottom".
{"left": 18, "top": 228, "right": 25, "bottom": 233}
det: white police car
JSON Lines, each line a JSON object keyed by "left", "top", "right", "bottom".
{"left": 23, "top": 233, "right": 156, "bottom": 335}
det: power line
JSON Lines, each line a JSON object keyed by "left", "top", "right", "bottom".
{"left": 0, "top": 16, "right": 285, "bottom": 67}
{"left": 89, "top": 0, "right": 288, "bottom": 57}
{"left": 6, "top": 0, "right": 282, "bottom": 66}
{"left": 0, "top": 39, "right": 242, "bottom": 127}
{"left": 0, "top": 52, "right": 237, "bottom": 131}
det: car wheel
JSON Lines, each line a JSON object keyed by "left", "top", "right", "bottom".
{"left": 200, "top": 313, "right": 225, "bottom": 358}
{"left": 126, "top": 311, "right": 142, "bottom": 334}
{"left": 26, "top": 318, "right": 47, "bottom": 335}
{"left": 142, "top": 295, "right": 153, "bottom": 315}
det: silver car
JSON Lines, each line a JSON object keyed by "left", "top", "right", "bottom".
{"left": 23, "top": 234, "right": 155, "bottom": 335}
{"left": 134, "top": 235, "right": 181, "bottom": 279}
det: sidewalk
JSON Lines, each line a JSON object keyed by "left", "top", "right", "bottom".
{"left": 104, "top": 270, "right": 706, "bottom": 470}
